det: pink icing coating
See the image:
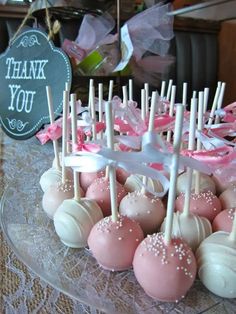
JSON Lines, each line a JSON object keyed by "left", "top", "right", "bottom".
{"left": 88, "top": 215, "right": 144, "bottom": 271}
{"left": 85, "top": 177, "right": 127, "bottom": 216}
{"left": 133, "top": 233, "right": 197, "bottom": 302}
{"left": 116, "top": 167, "right": 130, "bottom": 185}
{"left": 80, "top": 170, "right": 105, "bottom": 192}
{"left": 175, "top": 191, "right": 222, "bottom": 222}
{"left": 119, "top": 191, "right": 166, "bottom": 235}
{"left": 219, "top": 186, "right": 236, "bottom": 210}
{"left": 212, "top": 208, "right": 235, "bottom": 232}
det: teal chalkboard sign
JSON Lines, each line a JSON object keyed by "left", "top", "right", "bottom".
{"left": 0, "top": 29, "right": 72, "bottom": 140}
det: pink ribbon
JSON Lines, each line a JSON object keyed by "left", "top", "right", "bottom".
{"left": 181, "top": 146, "right": 236, "bottom": 167}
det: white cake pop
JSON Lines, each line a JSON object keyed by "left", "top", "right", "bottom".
{"left": 54, "top": 93, "right": 103, "bottom": 248}
{"left": 162, "top": 97, "right": 212, "bottom": 251}
{"left": 40, "top": 167, "right": 73, "bottom": 192}
{"left": 124, "top": 174, "right": 164, "bottom": 195}
{"left": 119, "top": 191, "right": 165, "bottom": 235}
{"left": 54, "top": 198, "right": 103, "bottom": 247}
{"left": 176, "top": 172, "right": 216, "bottom": 196}
{"left": 196, "top": 230, "right": 236, "bottom": 298}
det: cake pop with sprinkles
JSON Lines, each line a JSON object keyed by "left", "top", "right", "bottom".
{"left": 175, "top": 92, "right": 221, "bottom": 222}
{"left": 39, "top": 86, "right": 73, "bottom": 192}
{"left": 161, "top": 96, "right": 212, "bottom": 251}
{"left": 120, "top": 91, "right": 166, "bottom": 235}
{"left": 42, "top": 90, "right": 84, "bottom": 219}
{"left": 133, "top": 103, "right": 197, "bottom": 302}
{"left": 212, "top": 208, "right": 235, "bottom": 233}
{"left": 88, "top": 98, "right": 144, "bottom": 271}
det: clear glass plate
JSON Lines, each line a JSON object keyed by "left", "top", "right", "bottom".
{"left": 0, "top": 158, "right": 225, "bottom": 314}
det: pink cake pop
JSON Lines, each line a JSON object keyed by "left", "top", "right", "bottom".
{"left": 80, "top": 169, "right": 105, "bottom": 192}
{"left": 133, "top": 101, "right": 197, "bottom": 302}
{"left": 120, "top": 92, "right": 166, "bottom": 235}
{"left": 219, "top": 186, "right": 236, "bottom": 210}
{"left": 175, "top": 190, "right": 221, "bottom": 222}
{"left": 88, "top": 93, "right": 144, "bottom": 271}
{"left": 212, "top": 208, "right": 235, "bottom": 232}
{"left": 212, "top": 165, "right": 236, "bottom": 194}
{"left": 133, "top": 233, "right": 197, "bottom": 301}
{"left": 86, "top": 177, "right": 127, "bottom": 216}
{"left": 176, "top": 93, "right": 221, "bottom": 222}
{"left": 88, "top": 215, "right": 143, "bottom": 271}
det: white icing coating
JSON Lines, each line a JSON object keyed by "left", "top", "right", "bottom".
{"left": 161, "top": 212, "right": 212, "bottom": 251}
{"left": 196, "top": 231, "right": 236, "bottom": 298}
{"left": 119, "top": 191, "right": 165, "bottom": 235}
{"left": 124, "top": 175, "right": 163, "bottom": 195}
{"left": 40, "top": 167, "right": 73, "bottom": 192}
{"left": 40, "top": 167, "right": 62, "bottom": 192}
{"left": 54, "top": 198, "right": 103, "bottom": 248}
{"left": 176, "top": 172, "right": 216, "bottom": 196}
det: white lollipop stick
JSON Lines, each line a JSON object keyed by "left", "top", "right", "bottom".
{"left": 164, "top": 104, "right": 184, "bottom": 245}
{"left": 192, "top": 90, "right": 197, "bottom": 99}
{"left": 108, "top": 80, "right": 114, "bottom": 102}
{"left": 215, "top": 82, "right": 226, "bottom": 124}
{"left": 144, "top": 83, "right": 149, "bottom": 116}
{"left": 182, "top": 98, "right": 197, "bottom": 216}
{"left": 166, "top": 85, "right": 176, "bottom": 143}
{"left": 65, "top": 82, "right": 71, "bottom": 154}
{"left": 141, "top": 91, "right": 157, "bottom": 194}
{"left": 182, "top": 82, "right": 188, "bottom": 107}
{"left": 166, "top": 79, "right": 173, "bottom": 101}
{"left": 90, "top": 86, "right": 97, "bottom": 141}
{"left": 141, "top": 89, "right": 146, "bottom": 121}
{"left": 160, "top": 81, "right": 166, "bottom": 98}
{"left": 70, "top": 94, "right": 81, "bottom": 202}
{"left": 129, "top": 79, "right": 133, "bottom": 101}
{"left": 122, "top": 85, "right": 128, "bottom": 107}
{"left": 203, "top": 87, "right": 209, "bottom": 114}
{"left": 148, "top": 91, "right": 158, "bottom": 132}
{"left": 46, "top": 86, "right": 60, "bottom": 170}
{"left": 229, "top": 210, "right": 236, "bottom": 243}
{"left": 207, "top": 84, "right": 221, "bottom": 126}
{"left": 62, "top": 90, "right": 69, "bottom": 184}
{"left": 105, "top": 101, "right": 118, "bottom": 222}
{"left": 98, "top": 83, "right": 104, "bottom": 140}
{"left": 195, "top": 91, "right": 204, "bottom": 194}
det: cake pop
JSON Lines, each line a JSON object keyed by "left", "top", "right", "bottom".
{"left": 133, "top": 99, "right": 197, "bottom": 302}
{"left": 133, "top": 232, "right": 197, "bottom": 301}
{"left": 162, "top": 96, "right": 212, "bottom": 251}
{"left": 39, "top": 86, "right": 72, "bottom": 192}
{"left": 196, "top": 213, "right": 236, "bottom": 298}
{"left": 80, "top": 169, "right": 105, "bottom": 192}
{"left": 212, "top": 165, "right": 236, "bottom": 194}
{"left": 176, "top": 172, "right": 216, "bottom": 196}
{"left": 88, "top": 92, "right": 144, "bottom": 271}
{"left": 124, "top": 174, "right": 164, "bottom": 195}
{"left": 219, "top": 186, "right": 236, "bottom": 210}
{"left": 176, "top": 93, "right": 221, "bottom": 222}
{"left": 212, "top": 208, "right": 235, "bottom": 232}
{"left": 120, "top": 93, "right": 166, "bottom": 235}
{"left": 119, "top": 191, "right": 165, "bottom": 235}
{"left": 86, "top": 177, "right": 127, "bottom": 217}
{"left": 42, "top": 90, "right": 83, "bottom": 219}
{"left": 54, "top": 93, "right": 103, "bottom": 247}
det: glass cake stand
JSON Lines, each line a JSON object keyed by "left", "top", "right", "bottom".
{"left": 0, "top": 158, "right": 229, "bottom": 314}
